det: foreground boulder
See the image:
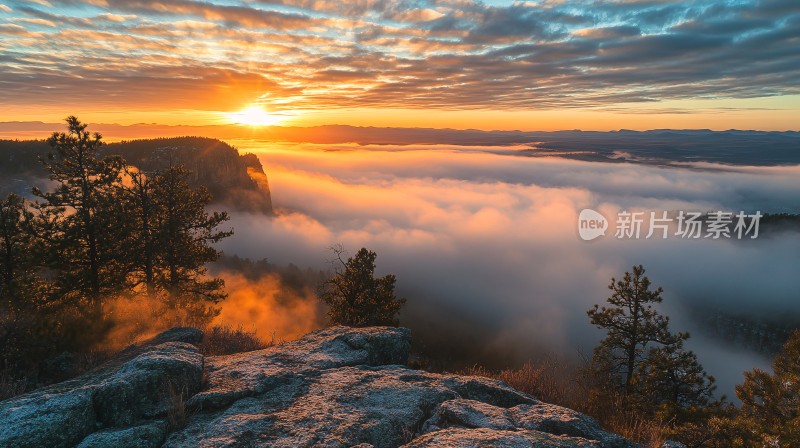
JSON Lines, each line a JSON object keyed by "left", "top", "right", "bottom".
{"left": 0, "top": 326, "right": 641, "bottom": 448}
{"left": 0, "top": 328, "right": 203, "bottom": 448}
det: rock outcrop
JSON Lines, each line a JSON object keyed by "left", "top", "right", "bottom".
{"left": 0, "top": 326, "right": 643, "bottom": 448}
{"left": 0, "top": 327, "right": 203, "bottom": 448}
{"left": 0, "top": 137, "right": 274, "bottom": 214}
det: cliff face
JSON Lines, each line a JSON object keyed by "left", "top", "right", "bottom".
{"left": 104, "top": 137, "right": 272, "bottom": 214}
{"left": 0, "top": 137, "right": 273, "bottom": 214}
{"left": 0, "top": 326, "right": 644, "bottom": 448}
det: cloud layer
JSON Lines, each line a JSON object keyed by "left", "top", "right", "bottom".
{"left": 216, "top": 141, "right": 800, "bottom": 396}
{"left": 1, "top": 0, "right": 799, "bottom": 113}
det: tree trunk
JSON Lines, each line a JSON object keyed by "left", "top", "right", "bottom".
{"left": 625, "top": 289, "right": 641, "bottom": 394}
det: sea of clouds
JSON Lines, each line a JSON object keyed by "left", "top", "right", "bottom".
{"left": 218, "top": 141, "right": 800, "bottom": 397}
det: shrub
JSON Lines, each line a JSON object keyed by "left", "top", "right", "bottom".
{"left": 199, "top": 324, "right": 271, "bottom": 356}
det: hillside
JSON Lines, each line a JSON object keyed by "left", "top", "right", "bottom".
{"left": 0, "top": 326, "right": 649, "bottom": 448}
{"left": 0, "top": 137, "right": 272, "bottom": 214}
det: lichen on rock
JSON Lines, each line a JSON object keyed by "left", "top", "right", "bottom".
{"left": 0, "top": 325, "right": 642, "bottom": 448}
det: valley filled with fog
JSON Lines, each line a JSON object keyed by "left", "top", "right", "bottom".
{"left": 219, "top": 141, "right": 800, "bottom": 398}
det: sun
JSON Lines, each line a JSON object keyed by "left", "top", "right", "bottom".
{"left": 225, "top": 105, "right": 283, "bottom": 126}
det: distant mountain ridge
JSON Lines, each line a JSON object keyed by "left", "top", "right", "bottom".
{"left": 271, "top": 126, "right": 799, "bottom": 167}
{"left": 0, "top": 137, "right": 272, "bottom": 214}
{"left": 3, "top": 122, "right": 798, "bottom": 166}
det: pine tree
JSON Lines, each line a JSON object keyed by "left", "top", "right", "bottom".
{"left": 736, "top": 329, "right": 800, "bottom": 447}
{"left": 635, "top": 338, "right": 718, "bottom": 421}
{"left": 121, "top": 166, "right": 158, "bottom": 296}
{"left": 587, "top": 265, "right": 682, "bottom": 394}
{"left": 0, "top": 194, "right": 39, "bottom": 311}
{"left": 33, "top": 117, "right": 128, "bottom": 314}
{"left": 320, "top": 246, "right": 405, "bottom": 327}
{"left": 587, "top": 264, "right": 718, "bottom": 431}
{"left": 150, "top": 165, "right": 232, "bottom": 323}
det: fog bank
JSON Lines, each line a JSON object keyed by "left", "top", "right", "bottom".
{"left": 219, "top": 142, "right": 800, "bottom": 396}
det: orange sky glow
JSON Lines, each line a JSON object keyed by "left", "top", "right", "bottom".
{"left": 0, "top": 0, "right": 798, "bottom": 135}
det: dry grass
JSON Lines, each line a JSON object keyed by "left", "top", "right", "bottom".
{"left": 199, "top": 324, "right": 274, "bottom": 356}
{"left": 460, "top": 354, "right": 586, "bottom": 410}
{"left": 165, "top": 381, "right": 189, "bottom": 430}
{"left": 458, "top": 356, "right": 671, "bottom": 448}
{"left": 609, "top": 414, "right": 670, "bottom": 448}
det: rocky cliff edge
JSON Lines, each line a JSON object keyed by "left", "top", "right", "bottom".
{"left": 0, "top": 326, "right": 648, "bottom": 448}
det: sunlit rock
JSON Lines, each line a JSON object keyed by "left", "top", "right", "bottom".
{"left": 1, "top": 326, "right": 641, "bottom": 448}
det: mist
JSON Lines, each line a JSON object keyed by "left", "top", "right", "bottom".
{"left": 218, "top": 141, "right": 800, "bottom": 397}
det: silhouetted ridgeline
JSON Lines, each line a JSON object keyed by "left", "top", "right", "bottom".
{"left": 234, "top": 126, "right": 800, "bottom": 167}
{"left": 516, "top": 129, "right": 800, "bottom": 166}
{"left": 0, "top": 140, "right": 49, "bottom": 179}
{"left": 0, "top": 137, "right": 272, "bottom": 214}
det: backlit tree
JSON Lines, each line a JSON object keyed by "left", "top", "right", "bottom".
{"left": 320, "top": 246, "right": 405, "bottom": 327}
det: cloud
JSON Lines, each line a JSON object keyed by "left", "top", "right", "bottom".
{"left": 11, "top": 17, "right": 55, "bottom": 27}
{"left": 0, "top": 0, "right": 798, "bottom": 112}
{"left": 0, "top": 23, "right": 33, "bottom": 35}
{"left": 0, "top": 64, "right": 294, "bottom": 111}
{"left": 573, "top": 25, "right": 640, "bottom": 39}
{"left": 214, "top": 141, "right": 799, "bottom": 397}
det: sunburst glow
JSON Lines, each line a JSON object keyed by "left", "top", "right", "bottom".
{"left": 226, "top": 106, "right": 283, "bottom": 127}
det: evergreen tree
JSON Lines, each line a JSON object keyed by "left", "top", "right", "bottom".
{"left": 0, "top": 119, "right": 239, "bottom": 394}
{"left": 635, "top": 338, "right": 718, "bottom": 421}
{"left": 587, "top": 264, "right": 717, "bottom": 429}
{"left": 736, "top": 329, "right": 800, "bottom": 447}
{"left": 0, "top": 194, "right": 39, "bottom": 311}
{"left": 150, "top": 165, "right": 232, "bottom": 322}
{"left": 320, "top": 246, "right": 405, "bottom": 327}
{"left": 121, "top": 166, "right": 158, "bottom": 296}
{"left": 665, "top": 404, "right": 754, "bottom": 448}
{"left": 33, "top": 117, "right": 127, "bottom": 314}
{"left": 587, "top": 265, "right": 681, "bottom": 394}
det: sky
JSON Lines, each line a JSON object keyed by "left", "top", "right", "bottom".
{"left": 1, "top": 0, "right": 799, "bottom": 130}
